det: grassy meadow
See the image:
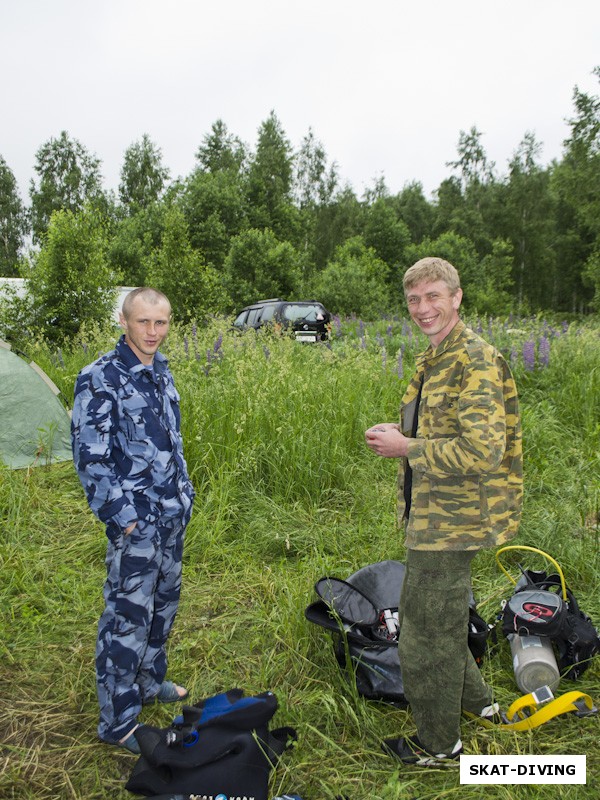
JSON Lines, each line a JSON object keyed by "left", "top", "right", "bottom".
{"left": 1, "top": 313, "right": 600, "bottom": 800}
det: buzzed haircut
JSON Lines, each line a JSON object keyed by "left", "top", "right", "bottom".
{"left": 403, "top": 257, "right": 461, "bottom": 295}
{"left": 121, "top": 287, "right": 171, "bottom": 319}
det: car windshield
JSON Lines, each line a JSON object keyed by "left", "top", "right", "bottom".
{"left": 282, "top": 304, "right": 325, "bottom": 322}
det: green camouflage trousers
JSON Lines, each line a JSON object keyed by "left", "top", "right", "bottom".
{"left": 398, "top": 548, "right": 492, "bottom": 753}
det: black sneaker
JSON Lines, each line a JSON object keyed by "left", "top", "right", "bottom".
{"left": 382, "top": 735, "right": 463, "bottom": 766}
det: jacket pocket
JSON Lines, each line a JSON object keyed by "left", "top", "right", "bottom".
{"left": 422, "top": 391, "right": 461, "bottom": 437}
{"left": 427, "top": 472, "right": 488, "bottom": 531}
{"left": 120, "top": 392, "right": 151, "bottom": 440}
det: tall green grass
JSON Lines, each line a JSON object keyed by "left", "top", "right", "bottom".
{"left": 1, "top": 316, "right": 599, "bottom": 799}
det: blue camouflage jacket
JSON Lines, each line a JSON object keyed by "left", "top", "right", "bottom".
{"left": 71, "top": 335, "right": 194, "bottom": 530}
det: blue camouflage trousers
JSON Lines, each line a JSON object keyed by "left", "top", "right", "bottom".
{"left": 96, "top": 515, "right": 185, "bottom": 743}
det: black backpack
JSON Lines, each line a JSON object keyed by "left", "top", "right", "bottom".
{"left": 125, "top": 689, "right": 296, "bottom": 799}
{"left": 501, "top": 569, "right": 600, "bottom": 680}
{"left": 305, "top": 560, "right": 492, "bottom": 705}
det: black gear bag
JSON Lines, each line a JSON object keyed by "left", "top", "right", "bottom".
{"left": 125, "top": 689, "right": 296, "bottom": 799}
{"left": 305, "top": 560, "right": 491, "bottom": 705}
{"left": 501, "top": 568, "right": 600, "bottom": 680}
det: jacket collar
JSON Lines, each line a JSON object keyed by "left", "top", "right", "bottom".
{"left": 416, "top": 319, "right": 465, "bottom": 368}
{"left": 115, "top": 334, "right": 168, "bottom": 377}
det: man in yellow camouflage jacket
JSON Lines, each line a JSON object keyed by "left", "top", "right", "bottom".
{"left": 365, "top": 257, "right": 522, "bottom": 766}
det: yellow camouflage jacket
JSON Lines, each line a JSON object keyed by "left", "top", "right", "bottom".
{"left": 399, "top": 320, "right": 523, "bottom": 551}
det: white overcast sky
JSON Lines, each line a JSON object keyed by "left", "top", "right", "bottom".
{"left": 2, "top": 0, "right": 599, "bottom": 201}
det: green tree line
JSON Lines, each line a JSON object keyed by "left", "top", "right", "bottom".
{"left": 1, "top": 67, "right": 599, "bottom": 342}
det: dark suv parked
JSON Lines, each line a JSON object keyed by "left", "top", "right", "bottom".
{"left": 232, "top": 299, "right": 331, "bottom": 342}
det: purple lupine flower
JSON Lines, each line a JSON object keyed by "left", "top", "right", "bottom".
{"left": 397, "top": 348, "right": 404, "bottom": 379}
{"left": 332, "top": 315, "right": 342, "bottom": 336}
{"left": 510, "top": 347, "right": 518, "bottom": 366}
{"left": 360, "top": 336, "right": 367, "bottom": 350}
{"left": 376, "top": 333, "right": 384, "bottom": 348}
{"left": 523, "top": 339, "right": 536, "bottom": 371}
{"left": 538, "top": 336, "right": 550, "bottom": 367}
{"left": 562, "top": 321, "right": 569, "bottom": 334}
{"left": 402, "top": 320, "right": 411, "bottom": 336}
{"left": 192, "top": 322, "right": 199, "bottom": 359}
{"left": 387, "top": 324, "right": 393, "bottom": 337}
{"left": 213, "top": 333, "right": 223, "bottom": 354}
{"left": 183, "top": 336, "right": 189, "bottom": 356}
{"left": 475, "top": 318, "right": 483, "bottom": 334}
{"left": 359, "top": 319, "right": 365, "bottom": 337}
{"left": 203, "top": 350, "right": 212, "bottom": 376}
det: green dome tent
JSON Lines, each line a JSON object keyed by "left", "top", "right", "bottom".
{"left": 0, "top": 339, "right": 72, "bottom": 469}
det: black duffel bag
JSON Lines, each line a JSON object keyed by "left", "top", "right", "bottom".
{"left": 125, "top": 689, "right": 296, "bottom": 799}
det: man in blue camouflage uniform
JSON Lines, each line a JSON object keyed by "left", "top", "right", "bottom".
{"left": 72, "top": 287, "right": 195, "bottom": 754}
{"left": 366, "top": 258, "right": 522, "bottom": 766}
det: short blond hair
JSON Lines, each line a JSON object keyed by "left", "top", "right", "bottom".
{"left": 122, "top": 287, "right": 171, "bottom": 319}
{"left": 403, "top": 257, "right": 461, "bottom": 295}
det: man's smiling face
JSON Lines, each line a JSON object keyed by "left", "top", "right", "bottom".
{"left": 405, "top": 279, "right": 462, "bottom": 346}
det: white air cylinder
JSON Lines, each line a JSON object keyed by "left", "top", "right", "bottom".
{"left": 509, "top": 634, "right": 560, "bottom": 694}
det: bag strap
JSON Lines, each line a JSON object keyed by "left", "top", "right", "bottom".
{"left": 314, "top": 577, "right": 379, "bottom": 626}
{"left": 268, "top": 726, "right": 298, "bottom": 756}
{"left": 502, "top": 690, "right": 597, "bottom": 730}
{"left": 467, "top": 689, "right": 597, "bottom": 732}
{"left": 533, "top": 572, "right": 581, "bottom": 615}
